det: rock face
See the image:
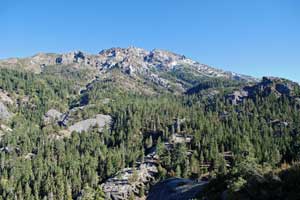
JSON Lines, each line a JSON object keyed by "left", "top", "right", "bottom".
{"left": 0, "top": 102, "right": 11, "bottom": 120}
{"left": 226, "top": 90, "right": 249, "bottom": 105}
{"left": 147, "top": 178, "right": 208, "bottom": 200}
{"left": 144, "top": 49, "right": 186, "bottom": 70}
{"left": 245, "top": 77, "right": 296, "bottom": 97}
{"left": 0, "top": 90, "right": 13, "bottom": 120}
{"left": 0, "top": 47, "right": 257, "bottom": 85}
{"left": 102, "top": 154, "right": 158, "bottom": 200}
{"left": 101, "top": 129, "right": 197, "bottom": 200}
{"left": 43, "top": 109, "right": 63, "bottom": 124}
{"left": 96, "top": 47, "right": 256, "bottom": 82}
{"left": 0, "top": 90, "right": 14, "bottom": 105}
{"left": 0, "top": 47, "right": 260, "bottom": 96}
{"left": 68, "top": 114, "right": 111, "bottom": 133}
{"left": 227, "top": 77, "right": 300, "bottom": 104}
{"left": 170, "top": 134, "right": 193, "bottom": 144}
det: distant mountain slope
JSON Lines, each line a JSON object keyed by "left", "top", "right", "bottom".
{"left": 0, "top": 47, "right": 257, "bottom": 94}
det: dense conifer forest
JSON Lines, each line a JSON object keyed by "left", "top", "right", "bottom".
{"left": 0, "top": 50, "right": 300, "bottom": 199}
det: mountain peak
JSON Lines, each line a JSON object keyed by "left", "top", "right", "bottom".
{"left": 0, "top": 47, "right": 258, "bottom": 84}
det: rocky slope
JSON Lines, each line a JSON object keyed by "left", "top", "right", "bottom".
{"left": 0, "top": 89, "right": 13, "bottom": 121}
{"left": 0, "top": 47, "right": 257, "bottom": 94}
{"left": 0, "top": 102, "right": 11, "bottom": 121}
{"left": 3, "top": 47, "right": 300, "bottom": 200}
{"left": 227, "top": 76, "right": 300, "bottom": 104}
{"left": 102, "top": 154, "right": 158, "bottom": 200}
{"left": 0, "top": 47, "right": 252, "bottom": 79}
{"left": 68, "top": 114, "right": 111, "bottom": 133}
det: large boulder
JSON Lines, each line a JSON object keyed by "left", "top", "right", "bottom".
{"left": 68, "top": 114, "right": 111, "bottom": 133}
{"left": 43, "top": 109, "right": 63, "bottom": 124}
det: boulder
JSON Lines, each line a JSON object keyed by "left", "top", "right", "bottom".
{"left": 43, "top": 109, "right": 63, "bottom": 124}
{"left": 0, "top": 102, "right": 11, "bottom": 120}
{"left": 68, "top": 114, "right": 111, "bottom": 133}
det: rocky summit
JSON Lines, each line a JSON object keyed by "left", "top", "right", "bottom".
{"left": 0, "top": 47, "right": 231, "bottom": 76}
{"left": 0, "top": 47, "right": 257, "bottom": 95}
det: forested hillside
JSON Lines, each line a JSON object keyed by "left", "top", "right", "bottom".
{"left": 0, "top": 48, "right": 299, "bottom": 200}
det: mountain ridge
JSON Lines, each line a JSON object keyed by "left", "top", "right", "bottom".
{"left": 0, "top": 47, "right": 258, "bottom": 82}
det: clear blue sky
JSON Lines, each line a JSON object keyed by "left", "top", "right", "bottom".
{"left": 1, "top": 0, "right": 299, "bottom": 82}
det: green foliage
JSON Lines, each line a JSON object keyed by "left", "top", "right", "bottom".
{"left": 203, "top": 164, "right": 300, "bottom": 200}
{"left": 0, "top": 68, "right": 300, "bottom": 199}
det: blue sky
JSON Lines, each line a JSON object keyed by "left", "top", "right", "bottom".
{"left": 0, "top": 0, "right": 299, "bottom": 82}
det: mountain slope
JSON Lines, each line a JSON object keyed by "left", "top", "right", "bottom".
{"left": 1, "top": 47, "right": 299, "bottom": 200}
{"left": 0, "top": 47, "right": 257, "bottom": 95}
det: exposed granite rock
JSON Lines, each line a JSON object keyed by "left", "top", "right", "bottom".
{"left": 0, "top": 89, "right": 14, "bottom": 105}
{"left": 43, "top": 109, "right": 63, "bottom": 124}
{"left": 246, "top": 77, "right": 297, "bottom": 97}
{"left": 0, "top": 47, "right": 260, "bottom": 96}
{"left": 101, "top": 129, "right": 197, "bottom": 200}
{"left": 144, "top": 49, "right": 185, "bottom": 70}
{"left": 0, "top": 146, "right": 20, "bottom": 154}
{"left": 97, "top": 47, "right": 150, "bottom": 76}
{"left": 0, "top": 124, "right": 12, "bottom": 132}
{"left": 0, "top": 102, "right": 11, "bottom": 120}
{"left": 24, "top": 153, "right": 36, "bottom": 160}
{"left": 0, "top": 47, "right": 257, "bottom": 83}
{"left": 0, "top": 47, "right": 260, "bottom": 97}
{"left": 227, "top": 77, "right": 300, "bottom": 104}
{"left": 68, "top": 114, "right": 111, "bottom": 133}
{"left": 58, "top": 106, "right": 86, "bottom": 127}
{"left": 269, "top": 119, "right": 289, "bottom": 127}
{"left": 102, "top": 155, "right": 158, "bottom": 200}
{"left": 148, "top": 73, "right": 170, "bottom": 88}
{"left": 48, "top": 130, "right": 72, "bottom": 140}
{"left": 170, "top": 133, "right": 193, "bottom": 144}
{"left": 226, "top": 90, "right": 249, "bottom": 105}
{"left": 96, "top": 47, "right": 256, "bottom": 82}
{"left": 0, "top": 124, "right": 12, "bottom": 140}
{"left": 147, "top": 178, "right": 208, "bottom": 200}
